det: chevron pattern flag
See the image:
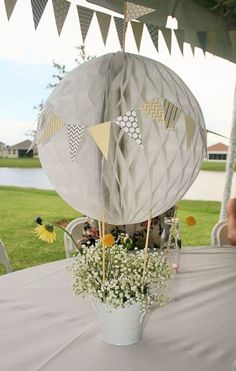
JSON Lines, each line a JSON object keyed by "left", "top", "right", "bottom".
{"left": 4, "top": 0, "right": 17, "bottom": 20}
{"left": 139, "top": 98, "right": 165, "bottom": 125}
{"left": 52, "top": 0, "right": 70, "bottom": 36}
{"left": 38, "top": 115, "right": 64, "bottom": 145}
{"left": 114, "top": 109, "right": 143, "bottom": 147}
{"left": 66, "top": 124, "right": 85, "bottom": 161}
{"left": 124, "top": 2, "right": 155, "bottom": 22}
{"left": 31, "top": 0, "right": 48, "bottom": 29}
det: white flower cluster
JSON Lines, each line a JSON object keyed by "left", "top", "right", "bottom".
{"left": 70, "top": 242, "right": 175, "bottom": 309}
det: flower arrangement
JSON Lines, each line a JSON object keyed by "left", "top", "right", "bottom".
{"left": 70, "top": 234, "right": 174, "bottom": 309}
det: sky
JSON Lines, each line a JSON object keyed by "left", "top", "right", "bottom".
{"left": 0, "top": 0, "right": 235, "bottom": 146}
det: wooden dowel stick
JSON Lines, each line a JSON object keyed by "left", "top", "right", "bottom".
{"left": 98, "top": 221, "right": 102, "bottom": 240}
{"left": 142, "top": 210, "right": 152, "bottom": 285}
{"left": 102, "top": 217, "right": 106, "bottom": 283}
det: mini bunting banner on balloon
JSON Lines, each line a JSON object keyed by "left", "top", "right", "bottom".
{"left": 77, "top": 5, "right": 94, "bottom": 43}
{"left": 38, "top": 115, "right": 64, "bottom": 145}
{"left": 96, "top": 11, "right": 111, "bottom": 46}
{"left": 36, "top": 102, "right": 54, "bottom": 141}
{"left": 31, "top": 0, "right": 48, "bottom": 29}
{"left": 114, "top": 110, "right": 143, "bottom": 147}
{"left": 66, "top": 124, "right": 85, "bottom": 161}
{"left": 52, "top": 0, "right": 70, "bottom": 36}
{"left": 146, "top": 23, "right": 159, "bottom": 52}
{"left": 124, "top": 2, "right": 155, "bottom": 22}
{"left": 185, "top": 115, "right": 196, "bottom": 149}
{"left": 4, "top": 0, "right": 17, "bottom": 20}
{"left": 139, "top": 98, "right": 181, "bottom": 129}
{"left": 88, "top": 121, "right": 111, "bottom": 160}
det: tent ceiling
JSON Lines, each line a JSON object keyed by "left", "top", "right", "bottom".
{"left": 87, "top": 0, "right": 236, "bottom": 63}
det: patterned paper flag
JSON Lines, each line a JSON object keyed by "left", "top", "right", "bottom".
{"left": 52, "top": 0, "right": 70, "bottom": 36}
{"left": 139, "top": 98, "right": 165, "bottom": 125}
{"left": 199, "top": 126, "right": 208, "bottom": 155}
{"left": 31, "top": 0, "right": 48, "bottom": 29}
{"left": 114, "top": 16, "right": 125, "bottom": 49}
{"left": 114, "top": 110, "right": 143, "bottom": 147}
{"left": 4, "top": 0, "right": 17, "bottom": 20}
{"left": 77, "top": 5, "right": 94, "bottom": 43}
{"left": 146, "top": 23, "right": 159, "bottom": 52}
{"left": 124, "top": 2, "right": 155, "bottom": 22}
{"left": 66, "top": 124, "right": 85, "bottom": 161}
{"left": 37, "top": 103, "right": 54, "bottom": 140}
{"left": 96, "top": 11, "right": 111, "bottom": 46}
{"left": 139, "top": 98, "right": 181, "bottom": 129}
{"left": 185, "top": 115, "right": 196, "bottom": 149}
{"left": 131, "top": 21, "right": 143, "bottom": 51}
{"left": 38, "top": 115, "right": 64, "bottom": 145}
{"left": 88, "top": 122, "right": 111, "bottom": 160}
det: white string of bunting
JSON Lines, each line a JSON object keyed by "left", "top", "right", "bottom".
{"left": 4, "top": 0, "right": 235, "bottom": 59}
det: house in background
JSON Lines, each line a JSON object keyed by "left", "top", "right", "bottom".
{"left": 0, "top": 141, "right": 6, "bottom": 157}
{"left": 207, "top": 143, "right": 228, "bottom": 161}
{"left": 7, "top": 140, "right": 37, "bottom": 158}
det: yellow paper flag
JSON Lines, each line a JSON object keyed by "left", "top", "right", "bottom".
{"left": 185, "top": 115, "right": 196, "bottom": 149}
{"left": 88, "top": 121, "right": 111, "bottom": 160}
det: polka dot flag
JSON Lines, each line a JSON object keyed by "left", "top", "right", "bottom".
{"left": 113, "top": 109, "right": 143, "bottom": 148}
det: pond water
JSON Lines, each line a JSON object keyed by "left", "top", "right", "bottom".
{"left": 0, "top": 167, "right": 236, "bottom": 201}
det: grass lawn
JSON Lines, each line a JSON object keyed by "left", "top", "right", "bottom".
{"left": 201, "top": 161, "right": 236, "bottom": 172}
{"left": 0, "top": 157, "right": 41, "bottom": 168}
{"left": 0, "top": 186, "right": 221, "bottom": 275}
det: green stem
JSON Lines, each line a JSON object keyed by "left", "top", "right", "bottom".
{"left": 55, "top": 225, "right": 78, "bottom": 251}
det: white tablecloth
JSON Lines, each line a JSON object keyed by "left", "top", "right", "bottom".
{"left": 1, "top": 247, "right": 236, "bottom": 371}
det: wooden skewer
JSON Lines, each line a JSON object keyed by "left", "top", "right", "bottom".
{"left": 102, "top": 216, "right": 106, "bottom": 283}
{"left": 142, "top": 210, "right": 152, "bottom": 289}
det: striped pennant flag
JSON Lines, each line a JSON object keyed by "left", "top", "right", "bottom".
{"left": 77, "top": 5, "right": 94, "bottom": 43}
{"left": 38, "top": 115, "right": 64, "bottom": 145}
{"left": 66, "top": 124, "right": 85, "bottom": 161}
{"left": 163, "top": 99, "right": 181, "bottom": 129}
{"left": 52, "top": 0, "right": 70, "bottom": 36}
{"left": 31, "top": 0, "right": 48, "bottom": 29}
{"left": 4, "top": 0, "right": 17, "bottom": 20}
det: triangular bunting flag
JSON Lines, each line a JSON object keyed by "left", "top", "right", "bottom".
{"left": 139, "top": 98, "right": 165, "bottom": 125}
{"left": 174, "top": 29, "right": 185, "bottom": 55}
{"left": 163, "top": 99, "right": 181, "bottom": 129}
{"left": 185, "top": 115, "right": 196, "bottom": 149}
{"left": 114, "top": 17, "right": 124, "bottom": 49}
{"left": 96, "top": 11, "right": 111, "bottom": 46}
{"left": 200, "top": 126, "right": 208, "bottom": 155}
{"left": 146, "top": 23, "right": 159, "bottom": 52}
{"left": 160, "top": 28, "right": 172, "bottom": 54}
{"left": 52, "top": 0, "right": 70, "bottom": 36}
{"left": 37, "top": 102, "right": 54, "bottom": 139}
{"left": 229, "top": 31, "right": 236, "bottom": 59}
{"left": 66, "top": 124, "right": 85, "bottom": 161}
{"left": 88, "top": 122, "right": 111, "bottom": 160}
{"left": 124, "top": 2, "right": 155, "bottom": 22}
{"left": 31, "top": 0, "right": 48, "bottom": 29}
{"left": 38, "top": 115, "right": 64, "bottom": 145}
{"left": 208, "top": 31, "right": 217, "bottom": 53}
{"left": 114, "top": 110, "right": 143, "bottom": 147}
{"left": 197, "top": 31, "right": 207, "bottom": 53}
{"left": 131, "top": 21, "right": 143, "bottom": 51}
{"left": 77, "top": 5, "right": 94, "bottom": 43}
{"left": 4, "top": 0, "right": 17, "bottom": 20}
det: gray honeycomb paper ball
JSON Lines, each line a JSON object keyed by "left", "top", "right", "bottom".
{"left": 38, "top": 52, "right": 206, "bottom": 225}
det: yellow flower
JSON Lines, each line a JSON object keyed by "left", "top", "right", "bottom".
{"left": 34, "top": 224, "right": 56, "bottom": 244}
{"left": 102, "top": 233, "right": 115, "bottom": 247}
{"left": 186, "top": 216, "right": 196, "bottom": 226}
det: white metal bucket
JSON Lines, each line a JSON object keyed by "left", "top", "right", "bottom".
{"left": 92, "top": 299, "right": 147, "bottom": 346}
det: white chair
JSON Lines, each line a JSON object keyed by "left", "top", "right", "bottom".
{"left": 64, "top": 217, "right": 87, "bottom": 258}
{"left": 0, "top": 239, "right": 13, "bottom": 273}
{"left": 211, "top": 220, "right": 230, "bottom": 247}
